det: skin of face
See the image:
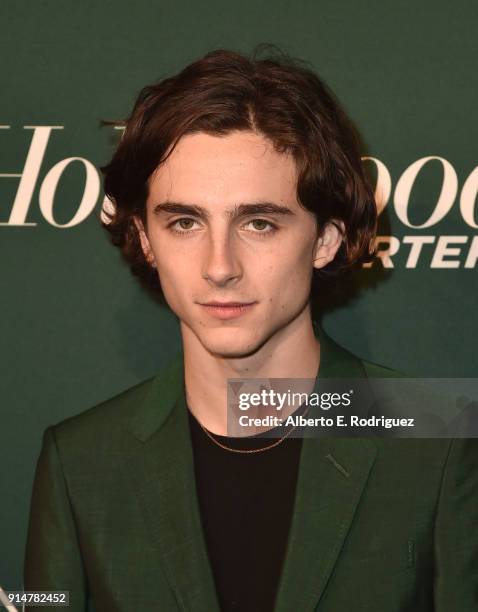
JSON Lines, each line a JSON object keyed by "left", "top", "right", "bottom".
{"left": 135, "top": 130, "right": 342, "bottom": 361}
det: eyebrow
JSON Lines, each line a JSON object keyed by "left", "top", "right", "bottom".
{"left": 152, "top": 201, "right": 296, "bottom": 220}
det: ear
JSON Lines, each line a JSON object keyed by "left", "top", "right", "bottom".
{"left": 312, "top": 220, "right": 344, "bottom": 269}
{"left": 133, "top": 216, "right": 156, "bottom": 268}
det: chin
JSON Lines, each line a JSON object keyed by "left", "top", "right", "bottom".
{"left": 199, "top": 328, "right": 266, "bottom": 359}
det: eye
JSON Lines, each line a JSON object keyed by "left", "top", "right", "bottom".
{"left": 244, "top": 219, "right": 278, "bottom": 234}
{"left": 167, "top": 218, "right": 200, "bottom": 234}
{"left": 166, "top": 217, "right": 278, "bottom": 236}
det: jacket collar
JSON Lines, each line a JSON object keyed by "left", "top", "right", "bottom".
{"left": 127, "top": 324, "right": 377, "bottom": 611}
{"left": 131, "top": 322, "right": 367, "bottom": 442}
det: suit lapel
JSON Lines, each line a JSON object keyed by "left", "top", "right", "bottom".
{"left": 274, "top": 324, "right": 378, "bottom": 611}
{"left": 127, "top": 352, "right": 220, "bottom": 612}
{"left": 274, "top": 436, "right": 377, "bottom": 611}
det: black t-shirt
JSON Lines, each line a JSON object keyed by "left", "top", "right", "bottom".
{"left": 187, "top": 408, "right": 304, "bottom": 612}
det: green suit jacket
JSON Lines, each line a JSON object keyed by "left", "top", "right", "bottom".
{"left": 24, "top": 329, "right": 478, "bottom": 611}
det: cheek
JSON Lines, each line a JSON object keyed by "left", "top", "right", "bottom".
{"left": 260, "top": 252, "right": 313, "bottom": 304}
{"left": 273, "top": 240, "right": 313, "bottom": 280}
{"left": 281, "top": 270, "right": 313, "bottom": 303}
{"left": 150, "top": 248, "right": 192, "bottom": 303}
{"left": 152, "top": 239, "right": 190, "bottom": 279}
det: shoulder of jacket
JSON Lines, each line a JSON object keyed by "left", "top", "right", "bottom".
{"left": 50, "top": 376, "right": 155, "bottom": 449}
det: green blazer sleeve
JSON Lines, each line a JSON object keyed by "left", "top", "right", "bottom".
{"left": 433, "top": 437, "right": 478, "bottom": 609}
{"left": 24, "top": 426, "right": 88, "bottom": 611}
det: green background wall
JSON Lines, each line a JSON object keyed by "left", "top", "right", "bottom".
{"left": 1, "top": 0, "right": 477, "bottom": 589}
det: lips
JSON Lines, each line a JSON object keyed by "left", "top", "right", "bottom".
{"left": 203, "top": 302, "right": 254, "bottom": 307}
{"left": 199, "top": 301, "right": 257, "bottom": 320}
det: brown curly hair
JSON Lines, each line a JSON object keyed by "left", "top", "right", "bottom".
{"left": 100, "top": 46, "right": 377, "bottom": 301}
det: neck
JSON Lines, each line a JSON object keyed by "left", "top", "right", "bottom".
{"left": 182, "top": 305, "right": 320, "bottom": 435}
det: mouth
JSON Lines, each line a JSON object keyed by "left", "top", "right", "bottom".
{"left": 199, "top": 301, "right": 257, "bottom": 320}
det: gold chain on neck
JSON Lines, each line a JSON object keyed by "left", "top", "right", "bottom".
{"left": 197, "top": 404, "right": 310, "bottom": 454}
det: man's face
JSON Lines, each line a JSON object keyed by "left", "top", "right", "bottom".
{"left": 139, "top": 130, "right": 340, "bottom": 358}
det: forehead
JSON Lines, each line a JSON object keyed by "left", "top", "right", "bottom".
{"left": 147, "top": 130, "right": 300, "bottom": 208}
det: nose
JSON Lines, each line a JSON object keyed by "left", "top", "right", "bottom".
{"left": 202, "top": 229, "right": 242, "bottom": 287}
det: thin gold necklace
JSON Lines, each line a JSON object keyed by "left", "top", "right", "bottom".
{"left": 198, "top": 404, "right": 310, "bottom": 454}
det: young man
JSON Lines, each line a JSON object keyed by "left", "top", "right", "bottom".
{"left": 24, "top": 49, "right": 478, "bottom": 611}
